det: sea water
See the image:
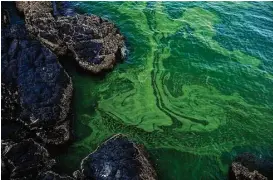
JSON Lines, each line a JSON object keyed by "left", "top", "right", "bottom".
{"left": 57, "top": 2, "right": 273, "bottom": 179}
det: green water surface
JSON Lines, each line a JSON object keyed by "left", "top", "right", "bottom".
{"left": 57, "top": 2, "right": 273, "bottom": 179}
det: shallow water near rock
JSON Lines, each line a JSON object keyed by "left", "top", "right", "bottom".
{"left": 56, "top": 2, "right": 273, "bottom": 179}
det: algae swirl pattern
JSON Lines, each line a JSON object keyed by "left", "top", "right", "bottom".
{"left": 94, "top": 2, "right": 272, "bottom": 133}
{"left": 58, "top": 2, "right": 273, "bottom": 178}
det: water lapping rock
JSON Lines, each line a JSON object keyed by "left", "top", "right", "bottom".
{"left": 16, "top": 1, "right": 126, "bottom": 74}
{"left": 1, "top": 23, "right": 73, "bottom": 145}
{"left": 73, "top": 134, "right": 157, "bottom": 180}
{"left": 1, "top": 134, "right": 157, "bottom": 180}
{"left": 1, "top": 3, "right": 157, "bottom": 180}
{"left": 229, "top": 153, "right": 273, "bottom": 180}
{"left": 229, "top": 162, "right": 267, "bottom": 180}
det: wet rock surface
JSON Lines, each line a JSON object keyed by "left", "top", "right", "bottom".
{"left": 1, "top": 83, "right": 31, "bottom": 141}
{"left": 1, "top": 23, "right": 73, "bottom": 145}
{"left": 1, "top": 2, "right": 157, "bottom": 180}
{"left": 1, "top": 139, "right": 55, "bottom": 180}
{"left": 38, "top": 171, "right": 75, "bottom": 180}
{"left": 74, "top": 134, "right": 157, "bottom": 180}
{"left": 229, "top": 153, "right": 273, "bottom": 180}
{"left": 16, "top": 1, "right": 126, "bottom": 74}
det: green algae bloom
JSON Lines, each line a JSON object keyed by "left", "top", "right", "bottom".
{"left": 57, "top": 2, "right": 273, "bottom": 179}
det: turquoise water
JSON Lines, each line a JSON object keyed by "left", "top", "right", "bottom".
{"left": 57, "top": 2, "right": 273, "bottom": 179}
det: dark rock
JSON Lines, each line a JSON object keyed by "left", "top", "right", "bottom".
{"left": 72, "top": 170, "right": 84, "bottom": 179}
{"left": 1, "top": 83, "right": 19, "bottom": 123}
{"left": 38, "top": 171, "right": 75, "bottom": 180}
{"left": 229, "top": 162, "right": 267, "bottom": 180}
{"left": 1, "top": 139, "right": 55, "bottom": 180}
{"left": 74, "top": 134, "right": 157, "bottom": 180}
{"left": 1, "top": 83, "right": 31, "bottom": 141}
{"left": 52, "top": 1, "right": 76, "bottom": 17}
{"left": 1, "top": 158, "right": 9, "bottom": 179}
{"left": 1, "top": 8, "right": 10, "bottom": 26}
{"left": 1, "top": 2, "right": 25, "bottom": 25}
{"left": 1, "top": 24, "right": 73, "bottom": 145}
{"left": 229, "top": 153, "right": 273, "bottom": 180}
{"left": 16, "top": 1, "right": 126, "bottom": 74}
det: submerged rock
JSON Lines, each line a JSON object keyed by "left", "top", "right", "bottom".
{"left": 1, "top": 139, "right": 55, "bottom": 180}
{"left": 1, "top": 24, "right": 73, "bottom": 145}
{"left": 229, "top": 153, "right": 273, "bottom": 180}
{"left": 74, "top": 134, "right": 157, "bottom": 180}
{"left": 16, "top": 1, "right": 126, "bottom": 74}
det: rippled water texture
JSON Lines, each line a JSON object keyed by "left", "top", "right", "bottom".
{"left": 57, "top": 2, "right": 273, "bottom": 179}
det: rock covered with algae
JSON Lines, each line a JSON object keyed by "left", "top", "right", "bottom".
{"left": 16, "top": 1, "right": 126, "bottom": 74}
{"left": 1, "top": 23, "right": 73, "bottom": 145}
{"left": 73, "top": 134, "right": 157, "bottom": 180}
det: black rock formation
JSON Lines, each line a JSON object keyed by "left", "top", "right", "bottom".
{"left": 1, "top": 23, "right": 73, "bottom": 145}
{"left": 1, "top": 83, "right": 32, "bottom": 141}
{"left": 73, "top": 134, "right": 157, "bottom": 180}
{"left": 1, "top": 139, "right": 55, "bottom": 180}
{"left": 16, "top": 1, "right": 126, "bottom": 74}
{"left": 1, "top": 3, "right": 157, "bottom": 180}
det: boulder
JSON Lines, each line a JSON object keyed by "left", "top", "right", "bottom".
{"left": 229, "top": 162, "right": 267, "bottom": 180}
{"left": 229, "top": 153, "right": 273, "bottom": 180}
{"left": 1, "top": 24, "right": 73, "bottom": 145}
{"left": 74, "top": 134, "right": 157, "bottom": 180}
{"left": 16, "top": 1, "right": 126, "bottom": 74}
{"left": 1, "top": 139, "right": 55, "bottom": 180}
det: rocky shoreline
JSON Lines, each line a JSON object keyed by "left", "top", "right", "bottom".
{"left": 1, "top": 2, "right": 272, "bottom": 180}
{"left": 1, "top": 2, "right": 155, "bottom": 180}
{"left": 16, "top": 1, "right": 126, "bottom": 74}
